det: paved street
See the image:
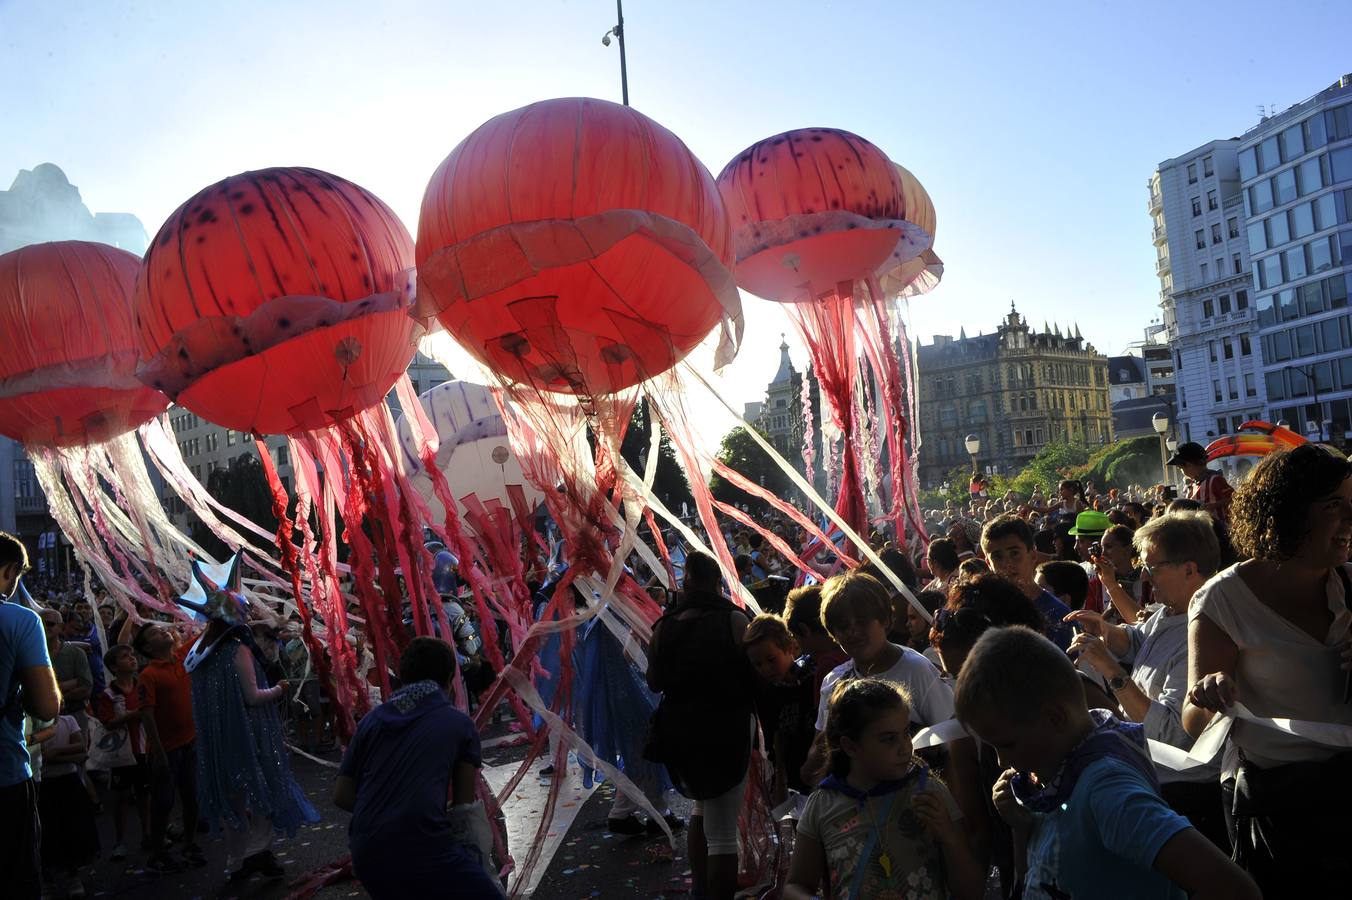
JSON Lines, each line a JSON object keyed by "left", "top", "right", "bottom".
{"left": 74, "top": 719, "right": 699, "bottom": 900}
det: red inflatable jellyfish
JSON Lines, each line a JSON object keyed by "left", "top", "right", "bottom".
{"left": 0, "top": 242, "right": 168, "bottom": 446}
{"left": 717, "top": 129, "right": 933, "bottom": 540}
{"left": 134, "top": 167, "right": 419, "bottom": 435}
{"left": 415, "top": 96, "right": 742, "bottom": 396}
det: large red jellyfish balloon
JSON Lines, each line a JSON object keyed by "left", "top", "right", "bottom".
{"left": 716, "top": 128, "right": 930, "bottom": 304}
{"left": 134, "top": 167, "right": 419, "bottom": 435}
{"left": 0, "top": 241, "right": 168, "bottom": 446}
{"left": 717, "top": 129, "right": 934, "bottom": 540}
{"left": 415, "top": 97, "right": 742, "bottom": 396}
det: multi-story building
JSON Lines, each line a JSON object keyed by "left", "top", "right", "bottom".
{"left": 1240, "top": 75, "right": 1352, "bottom": 441}
{"left": 1109, "top": 324, "right": 1178, "bottom": 440}
{"left": 916, "top": 305, "right": 1113, "bottom": 485}
{"left": 1149, "top": 140, "right": 1264, "bottom": 450}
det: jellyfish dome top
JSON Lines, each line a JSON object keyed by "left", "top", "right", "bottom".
{"left": 715, "top": 127, "right": 931, "bottom": 304}
{"left": 0, "top": 241, "right": 168, "bottom": 446}
{"left": 134, "top": 166, "right": 419, "bottom": 436}
{"left": 415, "top": 96, "right": 742, "bottom": 397}
{"left": 394, "top": 378, "right": 543, "bottom": 533}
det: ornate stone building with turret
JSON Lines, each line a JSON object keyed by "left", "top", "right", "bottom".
{"left": 756, "top": 336, "right": 826, "bottom": 496}
{"left": 916, "top": 304, "right": 1113, "bottom": 485}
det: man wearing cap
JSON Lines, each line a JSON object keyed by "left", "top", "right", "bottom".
{"left": 1167, "top": 442, "right": 1234, "bottom": 521}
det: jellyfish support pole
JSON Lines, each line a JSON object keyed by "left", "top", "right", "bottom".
{"left": 602, "top": 0, "right": 629, "bottom": 106}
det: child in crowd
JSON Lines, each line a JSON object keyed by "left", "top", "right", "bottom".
{"left": 40, "top": 713, "right": 100, "bottom": 897}
{"left": 782, "top": 586, "right": 847, "bottom": 709}
{"left": 980, "top": 516, "right": 1074, "bottom": 650}
{"left": 129, "top": 621, "right": 205, "bottom": 871}
{"left": 93, "top": 644, "right": 149, "bottom": 860}
{"left": 1035, "top": 560, "right": 1089, "bottom": 612}
{"left": 335, "top": 637, "right": 502, "bottom": 898}
{"left": 743, "top": 614, "right": 816, "bottom": 799}
{"left": 784, "top": 679, "right": 983, "bottom": 900}
{"left": 955, "top": 626, "right": 1259, "bottom": 900}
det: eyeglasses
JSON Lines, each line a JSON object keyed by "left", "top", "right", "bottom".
{"left": 932, "top": 606, "right": 993, "bottom": 636}
{"left": 1141, "top": 560, "right": 1183, "bottom": 579}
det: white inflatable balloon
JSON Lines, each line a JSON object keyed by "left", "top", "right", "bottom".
{"left": 396, "top": 380, "right": 543, "bottom": 533}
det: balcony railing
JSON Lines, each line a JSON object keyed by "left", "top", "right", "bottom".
{"left": 1148, "top": 190, "right": 1162, "bottom": 213}
{"left": 1152, "top": 223, "right": 1166, "bottom": 244}
{"left": 1156, "top": 255, "right": 1171, "bottom": 275}
{"left": 15, "top": 495, "right": 46, "bottom": 515}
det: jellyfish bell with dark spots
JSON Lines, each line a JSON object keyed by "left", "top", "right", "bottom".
{"left": 133, "top": 166, "right": 419, "bottom": 436}
{"left": 715, "top": 129, "right": 937, "bottom": 544}
{"left": 715, "top": 127, "right": 932, "bottom": 304}
{"left": 414, "top": 96, "right": 742, "bottom": 397}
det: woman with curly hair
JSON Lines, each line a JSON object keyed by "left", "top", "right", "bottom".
{"left": 1184, "top": 444, "right": 1352, "bottom": 895}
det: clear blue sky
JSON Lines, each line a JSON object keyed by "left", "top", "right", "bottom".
{"left": 3, "top": 0, "right": 1350, "bottom": 445}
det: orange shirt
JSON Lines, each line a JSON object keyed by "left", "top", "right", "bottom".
{"left": 137, "top": 642, "right": 196, "bottom": 751}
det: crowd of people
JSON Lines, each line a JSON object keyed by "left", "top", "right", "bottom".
{"left": 3, "top": 438, "right": 1351, "bottom": 898}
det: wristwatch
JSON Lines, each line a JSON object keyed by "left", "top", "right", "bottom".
{"left": 1107, "top": 674, "right": 1130, "bottom": 693}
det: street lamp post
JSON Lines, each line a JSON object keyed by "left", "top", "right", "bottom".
{"left": 1152, "top": 412, "right": 1170, "bottom": 486}
{"left": 965, "top": 433, "right": 981, "bottom": 476}
{"left": 601, "top": 0, "right": 629, "bottom": 106}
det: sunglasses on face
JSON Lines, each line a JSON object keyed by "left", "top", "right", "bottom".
{"left": 932, "top": 606, "right": 993, "bottom": 636}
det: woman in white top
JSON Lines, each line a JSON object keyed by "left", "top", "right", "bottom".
{"left": 1184, "top": 445, "right": 1352, "bottom": 895}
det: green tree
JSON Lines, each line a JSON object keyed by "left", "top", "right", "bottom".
{"left": 189, "top": 452, "right": 282, "bottom": 561}
{"left": 1073, "top": 436, "right": 1164, "bottom": 491}
{"left": 619, "top": 399, "right": 693, "bottom": 512}
{"left": 708, "top": 426, "right": 793, "bottom": 513}
{"left": 1005, "top": 442, "right": 1093, "bottom": 498}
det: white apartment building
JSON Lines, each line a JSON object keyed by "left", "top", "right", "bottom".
{"left": 1150, "top": 140, "right": 1264, "bottom": 453}
{"left": 1240, "top": 74, "right": 1352, "bottom": 440}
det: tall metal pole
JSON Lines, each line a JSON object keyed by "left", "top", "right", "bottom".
{"left": 615, "top": 0, "right": 629, "bottom": 106}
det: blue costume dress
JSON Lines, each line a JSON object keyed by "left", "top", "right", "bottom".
{"left": 573, "top": 613, "right": 673, "bottom": 802}
{"left": 189, "top": 630, "right": 319, "bottom": 837}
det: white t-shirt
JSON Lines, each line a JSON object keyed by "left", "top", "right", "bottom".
{"left": 1189, "top": 563, "right": 1352, "bottom": 772}
{"left": 815, "top": 645, "right": 955, "bottom": 732}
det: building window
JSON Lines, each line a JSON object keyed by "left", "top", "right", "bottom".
{"left": 1236, "top": 289, "right": 1248, "bottom": 310}
{"left": 1211, "top": 223, "right": 1222, "bottom": 244}
{"left": 276, "top": 445, "right": 289, "bottom": 466}
{"left": 1245, "top": 373, "right": 1257, "bottom": 397}
{"left": 1203, "top": 156, "right": 1214, "bottom": 177}
{"left": 1213, "top": 380, "right": 1223, "bottom": 403}
{"left": 1216, "top": 418, "right": 1227, "bottom": 436}
{"left": 1227, "top": 377, "right": 1239, "bottom": 400}
{"left": 1208, "top": 340, "right": 1217, "bottom": 362}
{"left": 1227, "top": 217, "right": 1239, "bottom": 238}
{"left": 1203, "top": 299, "right": 1214, "bottom": 318}
{"left": 1219, "top": 295, "right": 1231, "bottom": 314}
{"left": 1224, "top": 340, "right": 1234, "bottom": 360}
{"left": 226, "top": 430, "right": 235, "bottom": 446}
{"left": 1192, "top": 197, "right": 1202, "bottom": 217}
{"left": 1240, "top": 334, "right": 1251, "bottom": 356}
{"left": 1208, "top": 190, "right": 1218, "bottom": 211}
{"left": 1188, "top": 163, "right": 1198, "bottom": 184}
{"left": 1232, "top": 254, "right": 1242, "bottom": 274}
{"left": 1200, "top": 262, "right": 1208, "bottom": 281}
